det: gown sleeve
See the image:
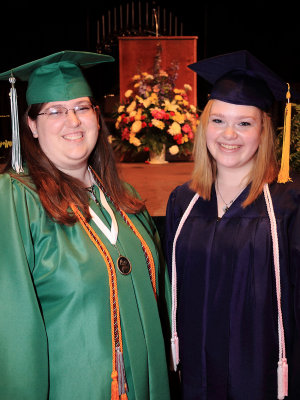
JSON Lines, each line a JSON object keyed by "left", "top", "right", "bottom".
{"left": 0, "top": 174, "right": 48, "bottom": 399}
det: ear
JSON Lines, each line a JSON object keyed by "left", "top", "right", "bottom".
{"left": 28, "top": 117, "right": 38, "bottom": 138}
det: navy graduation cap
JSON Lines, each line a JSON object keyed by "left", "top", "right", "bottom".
{"left": 188, "top": 50, "right": 292, "bottom": 112}
{"left": 188, "top": 49, "right": 296, "bottom": 183}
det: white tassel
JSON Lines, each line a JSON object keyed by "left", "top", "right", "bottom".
{"left": 277, "top": 358, "right": 288, "bottom": 399}
{"left": 171, "top": 334, "right": 179, "bottom": 372}
{"left": 9, "top": 76, "right": 23, "bottom": 173}
{"left": 116, "top": 346, "right": 127, "bottom": 395}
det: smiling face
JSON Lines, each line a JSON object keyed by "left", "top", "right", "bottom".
{"left": 28, "top": 97, "right": 99, "bottom": 176}
{"left": 206, "top": 100, "right": 263, "bottom": 176}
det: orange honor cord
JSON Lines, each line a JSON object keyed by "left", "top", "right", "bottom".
{"left": 71, "top": 187, "right": 156, "bottom": 399}
{"left": 119, "top": 209, "right": 157, "bottom": 298}
{"left": 89, "top": 166, "right": 157, "bottom": 298}
{"left": 71, "top": 204, "right": 126, "bottom": 399}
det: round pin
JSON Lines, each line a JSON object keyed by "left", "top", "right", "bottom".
{"left": 117, "top": 256, "right": 132, "bottom": 275}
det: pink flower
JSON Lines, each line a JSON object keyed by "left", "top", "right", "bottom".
{"left": 151, "top": 108, "right": 167, "bottom": 120}
{"left": 182, "top": 123, "right": 192, "bottom": 134}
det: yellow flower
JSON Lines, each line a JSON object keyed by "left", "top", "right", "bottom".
{"left": 175, "top": 95, "right": 183, "bottom": 102}
{"left": 164, "top": 99, "right": 179, "bottom": 112}
{"left": 172, "top": 112, "right": 185, "bottom": 124}
{"left": 142, "top": 93, "right": 158, "bottom": 108}
{"left": 129, "top": 133, "right": 141, "bottom": 147}
{"left": 142, "top": 98, "right": 152, "bottom": 108}
{"left": 118, "top": 105, "right": 125, "bottom": 113}
{"left": 125, "top": 90, "right": 133, "bottom": 98}
{"left": 150, "top": 93, "right": 158, "bottom": 103}
{"left": 174, "top": 88, "right": 185, "bottom": 95}
{"left": 126, "top": 101, "right": 136, "bottom": 113}
{"left": 159, "top": 70, "right": 168, "bottom": 77}
{"left": 135, "top": 95, "right": 143, "bottom": 104}
{"left": 134, "top": 82, "right": 141, "bottom": 88}
{"left": 132, "top": 137, "right": 141, "bottom": 146}
{"left": 168, "top": 122, "right": 181, "bottom": 136}
{"left": 107, "top": 135, "right": 114, "bottom": 144}
{"left": 129, "top": 110, "right": 137, "bottom": 117}
{"left": 145, "top": 74, "right": 154, "bottom": 80}
{"left": 190, "top": 104, "right": 197, "bottom": 113}
{"left": 131, "top": 120, "right": 142, "bottom": 133}
{"left": 132, "top": 74, "right": 141, "bottom": 81}
{"left": 151, "top": 119, "right": 165, "bottom": 130}
{"left": 115, "top": 115, "right": 123, "bottom": 129}
{"left": 136, "top": 108, "right": 143, "bottom": 120}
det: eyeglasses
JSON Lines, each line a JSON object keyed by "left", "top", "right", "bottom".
{"left": 37, "top": 104, "right": 96, "bottom": 120}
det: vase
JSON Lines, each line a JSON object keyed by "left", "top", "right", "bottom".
{"left": 149, "top": 145, "right": 168, "bottom": 164}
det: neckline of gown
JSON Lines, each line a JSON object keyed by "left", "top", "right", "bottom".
{"left": 213, "top": 182, "right": 250, "bottom": 221}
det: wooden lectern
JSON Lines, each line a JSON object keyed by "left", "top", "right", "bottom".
{"left": 118, "top": 36, "right": 198, "bottom": 105}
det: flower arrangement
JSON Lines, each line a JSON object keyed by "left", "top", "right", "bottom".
{"left": 112, "top": 53, "right": 200, "bottom": 161}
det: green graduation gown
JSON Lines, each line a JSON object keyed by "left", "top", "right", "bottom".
{"left": 0, "top": 172, "right": 171, "bottom": 400}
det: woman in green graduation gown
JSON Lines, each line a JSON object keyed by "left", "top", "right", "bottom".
{"left": 0, "top": 51, "right": 171, "bottom": 400}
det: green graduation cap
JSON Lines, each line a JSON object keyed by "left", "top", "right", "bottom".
{"left": 0, "top": 50, "right": 114, "bottom": 104}
{"left": 0, "top": 50, "right": 114, "bottom": 172}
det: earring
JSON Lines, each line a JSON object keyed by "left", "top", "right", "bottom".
{"left": 32, "top": 132, "right": 38, "bottom": 138}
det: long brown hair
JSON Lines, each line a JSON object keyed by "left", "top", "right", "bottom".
{"left": 2, "top": 98, "right": 145, "bottom": 224}
{"left": 190, "top": 99, "right": 279, "bottom": 207}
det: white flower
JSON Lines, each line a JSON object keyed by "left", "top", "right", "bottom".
{"left": 184, "top": 84, "right": 192, "bottom": 91}
{"left": 169, "top": 145, "right": 179, "bottom": 155}
{"left": 190, "top": 104, "right": 196, "bottom": 113}
{"left": 168, "top": 121, "right": 181, "bottom": 136}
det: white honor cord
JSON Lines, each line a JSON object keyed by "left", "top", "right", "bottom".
{"left": 171, "top": 193, "right": 199, "bottom": 371}
{"left": 171, "top": 185, "right": 288, "bottom": 399}
{"left": 263, "top": 184, "right": 288, "bottom": 399}
{"left": 88, "top": 168, "right": 118, "bottom": 245}
{"left": 88, "top": 188, "right": 118, "bottom": 245}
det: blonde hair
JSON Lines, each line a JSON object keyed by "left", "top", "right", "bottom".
{"left": 190, "top": 99, "right": 279, "bottom": 207}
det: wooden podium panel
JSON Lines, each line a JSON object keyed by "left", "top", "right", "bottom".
{"left": 118, "top": 36, "right": 198, "bottom": 106}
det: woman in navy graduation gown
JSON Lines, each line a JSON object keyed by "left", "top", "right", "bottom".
{"left": 165, "top": 50, "right": 300, "bottom": 400}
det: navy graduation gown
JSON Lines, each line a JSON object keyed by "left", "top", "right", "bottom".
{"left": 165, "top": 177, "right": 300, "bottom": 400}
